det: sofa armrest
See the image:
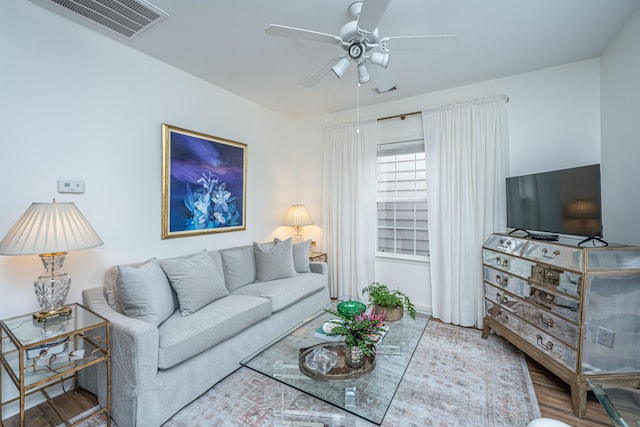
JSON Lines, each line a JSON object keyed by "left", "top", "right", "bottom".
{"left": 309, "top": 261, "right": 327, "bottom": 276}
{"left": 82, "top": 287, "right": 160, "bottom": 388}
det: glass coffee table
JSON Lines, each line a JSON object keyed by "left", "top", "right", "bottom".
{"left": 588, "top": 379, "right": 640, "bottom": 427}
{"left": 240, "top": 299, "right": 429, "bottom": 425}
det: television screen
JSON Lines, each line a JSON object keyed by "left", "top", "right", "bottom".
{"left": 506, "top": 164, "right": 602, "bottom": 237}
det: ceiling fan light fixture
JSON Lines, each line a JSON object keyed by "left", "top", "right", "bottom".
{"left": 358, "top": 63, "right": 370, "bottom": 84}
{"left": 369, "top": 51, "right": 390, "bottom": 69}
{"left": 331, "top": 57, "right": 351, "bottom": 78}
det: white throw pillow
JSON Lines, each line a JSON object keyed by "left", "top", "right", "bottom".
{"left": 253, "top": 238, "right": 297, "bottom": 281}
{"left": 160, "top": 250, "right": 229, "bottom": 316}
{"left": 117, "top": 258, "right": 175, "bottom": 326}
{"left": 275, "top": 237, "right": 311, "bottom": 273}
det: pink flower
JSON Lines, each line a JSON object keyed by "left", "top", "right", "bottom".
{"left": 354, "top": 310, "right": 386, "bottom": 325}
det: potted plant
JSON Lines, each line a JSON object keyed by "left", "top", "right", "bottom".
{"left": 362, "top": 282, "right": 416, "bottom": 321}
{"left": 324, "top": 308, "right": 386, "bottom": 368}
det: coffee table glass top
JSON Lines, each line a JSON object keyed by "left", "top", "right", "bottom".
{"left": 240, "top": 299, "right": 430, "bottom": 425}
{"left": 588, "top": 379, "right": 640, "bottom": 427}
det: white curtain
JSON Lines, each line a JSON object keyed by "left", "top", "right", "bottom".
{"left": 322, "top": 120, "right": 376, "bottom": 298}
{"left": 422, "top": 96, "right": 509, "bottom": 327}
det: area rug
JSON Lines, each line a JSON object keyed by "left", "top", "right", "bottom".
{"left": 85, "top": 322, "right": 541, "bottom": 426}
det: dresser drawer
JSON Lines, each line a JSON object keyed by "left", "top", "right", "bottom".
{"left": 483, "top": 266, "right": 530, "bottom": 299}
{"left": 485, "top": 299, "right": 511, "bottom": 324}
{"left": 485, "top": 283, "right": 579, "bottom": 348}
{"left": 485, "top": 283, "right": 519, "bottom": 311}
{"left": 523, "top": 241, "right": 583, "bottom": 272}
{"left": 530, "top": 263, "right": 582, "bottom": 298}
{"left": 483, "top": 234, "right": 527, "bottom": 255}
{"left": 526, "top": 286, "right": 581, "bottom": 323}
{"left": 483, "top": 250, "right": 535, "bottom": 279}
{"left": 485, "top": 300, "right": 577, "bottom": 371}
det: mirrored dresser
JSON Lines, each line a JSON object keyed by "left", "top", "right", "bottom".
{"left": 481, "top": 233, "right": 640, "bottom": 418}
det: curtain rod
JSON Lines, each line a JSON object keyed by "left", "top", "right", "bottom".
{"left": 377, "top": 111, "right": 421, "bottom": 122}
{"left": 377, "top": 95, "right": 510, "bottom": 122}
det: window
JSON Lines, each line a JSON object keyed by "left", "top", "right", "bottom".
{"left": 376, "top": 140, "right": 429, "bottom": 259}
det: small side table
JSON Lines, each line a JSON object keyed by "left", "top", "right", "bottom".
{"left": 309, "top": 251, "right": 327, "bottom": 262}
{"left": 0, "top": 303, "right": 110, "bottom": 426}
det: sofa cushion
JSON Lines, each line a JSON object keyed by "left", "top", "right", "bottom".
{"left": 116, "top": 258, "right": 176, "bottom": 326}
{"left": 219, "top": 245, "right": 256, "bottom": 291}
{"left": 232, "top": 272, "right": 326, "bottom": 312}
{"left": 253, "top": 238, "right": 297, "bottom": 282}
{"left": 157, "top": 294, "right": 271, "bottom": 369}
{"left": 160, "top": 250, "right": 229, "bottom": 316}
{"left": 104, "top": 259, "right": 146, "bottom": 314}
{"left": 276, "top": 238, "right": 311, "bottom": 273}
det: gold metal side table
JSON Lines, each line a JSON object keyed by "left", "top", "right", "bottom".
{"left": 0, "top": 303, "right": 110, "bottom": 426}
{"left": 309, "top": 251, "right": 327, "bottom": 262}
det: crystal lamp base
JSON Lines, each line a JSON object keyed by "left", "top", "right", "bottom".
{"left": 33, "top": 252, "right": 73, "bottom": 322}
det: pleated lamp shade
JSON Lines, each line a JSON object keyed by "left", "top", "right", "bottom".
{"left": 282, "top": 204, "right": 313, "bottom": 241}
{"left": 0, "top": 200, "right": 103, "bottom": 256}
{"left": 0, "top": 200, "right": 103, "bottom": 318}
{"left": 282, "top": 204, "right": 314, "bottom": 227}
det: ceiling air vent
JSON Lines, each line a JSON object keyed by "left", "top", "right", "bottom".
{"left": 29, "top": 0, "right": 168, "bottom": 39}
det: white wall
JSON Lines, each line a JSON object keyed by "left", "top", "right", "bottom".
{"left": 0, "top": 1, "right": 298, "bottom": 319}
{"left": 296, "top": 58, "right": 602, "bottom": 313}
{"left": 600, "top": 8, "right": 640, "bottom": 245}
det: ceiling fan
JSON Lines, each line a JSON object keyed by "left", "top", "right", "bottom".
{"left": 265, "top": 0, "right": 457, "bottom": 90}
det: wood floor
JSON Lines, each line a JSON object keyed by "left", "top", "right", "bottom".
{"left": 3, "top": 388, "right": 99, "bottom": 427}
{"left": 526, "top": 356, "right": 614, "bottom": 427}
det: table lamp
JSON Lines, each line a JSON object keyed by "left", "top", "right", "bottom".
{"left": 0, "top": 200, "right": 103, "bottom": 322}
{"left": 282, "top": 204, "right": 313, "bottom": 242}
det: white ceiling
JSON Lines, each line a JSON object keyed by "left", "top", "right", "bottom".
{"left": 36, "top": 0, "right": 640, "bottom": 119}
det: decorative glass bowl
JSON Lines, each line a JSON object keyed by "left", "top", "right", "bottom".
{"left": 337, "top": 300, "right": 366, "bottom": 319}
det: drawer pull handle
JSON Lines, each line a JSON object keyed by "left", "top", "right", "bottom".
{"left": 495, "top": 257, "right": 510, "bottom": 268}
{"left": 534, "top": 289, "right": 555, "bottom": 304}
{"left": 541, "top": 248, "right": 561, "bottom": 259}
{"left": 497, "top": 239, "right": 513, "bottom": 250}
{"left": 497, "top": 311, "right": 509, "bottom": 322}
{"left": 496, "top": 292, "right": 509, "bottom": 304}
{"left": 536, "top": 334, "right": 554, "bottom": 351}
{"left": 538, "top": 314, "right": 554, "bottom": 328}
{"left": 495, "top": 275, "right": 509, "bottom": 287}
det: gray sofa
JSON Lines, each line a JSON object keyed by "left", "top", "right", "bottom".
{"left": 81, "top": 238, "right": 330, "bottom": 427}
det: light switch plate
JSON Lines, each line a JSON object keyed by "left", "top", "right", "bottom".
{"left": 58, "top": 180, "right": 85, "bottom": 194}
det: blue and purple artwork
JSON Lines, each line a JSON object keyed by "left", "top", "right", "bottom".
{"left": 165, "top": 127, "right": 246, "bottom": 236}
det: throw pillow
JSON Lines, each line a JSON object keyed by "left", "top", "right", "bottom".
{"left": 275, "top": 237, "right": 311, "bottom": 273}
{"left": 160, "top": 250, "right": 229, "bottom": 316}
{"left": 219, "top": 245, "right": 256, "bottom": 291}
{"left": 116, "top": 258, "right": 175, "bottom": 326}
{"left": 253, "top": 238, "right": 297, "bottom": 281}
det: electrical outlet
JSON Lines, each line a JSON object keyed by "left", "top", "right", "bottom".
{"left": 597, "top": 326, "right": 615, "bottom": 348}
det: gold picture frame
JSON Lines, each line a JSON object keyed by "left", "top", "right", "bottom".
{"left": 161, "top": 124, "right": 247, "bottom": 239}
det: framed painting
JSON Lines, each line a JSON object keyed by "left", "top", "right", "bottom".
{"left": 162, "top": 124, "right": 247, "bottom": 239}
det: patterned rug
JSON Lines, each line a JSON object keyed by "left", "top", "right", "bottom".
{"left": 86, "top": 322, "right": 541, "bottom": 426}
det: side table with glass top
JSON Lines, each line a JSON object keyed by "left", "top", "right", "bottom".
{"left": 309, "top": 251, "right": 327, "bottom": 262}
{"left": 0, "top": 303, "right": 110, "bottom": 426}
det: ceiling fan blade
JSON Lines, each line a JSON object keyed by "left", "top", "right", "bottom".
{"left": 381, "top": 35, "right": 458, "bottom": 53}
{"left": 369, "top": 67, "right": 396, "bottom": 94}
{"left": 357, "top": 0, "right": 391, "bottom": 33}
{"left": 302, "top": 57, "right": 344, "bottom": 87}
{"left": 265, "top": 24, "right": 342, "bottom": 44}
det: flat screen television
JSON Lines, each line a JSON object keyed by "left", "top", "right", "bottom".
{"left": 506, "top": 164, "right": 602, "bottom": 239}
